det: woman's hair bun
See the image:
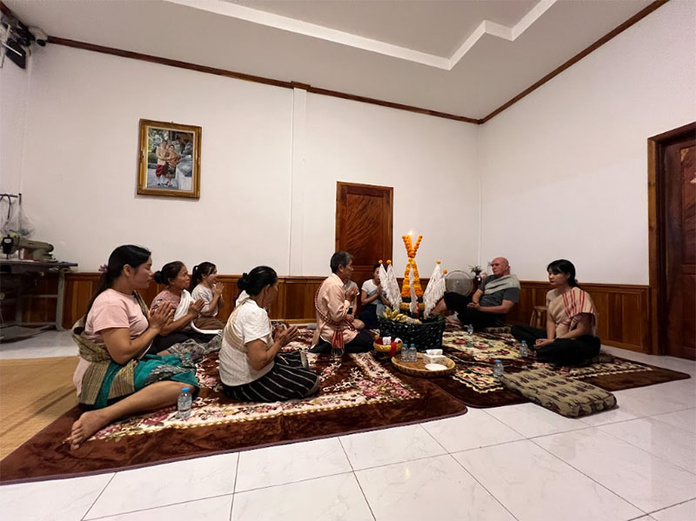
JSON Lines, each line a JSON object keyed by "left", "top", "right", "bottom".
{"left": 153, "top": 271, "right": 164, "bottom": 284}
{"left": 237, "top": 273, "right": 250, "bottom": 291}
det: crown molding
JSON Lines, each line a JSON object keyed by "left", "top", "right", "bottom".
{"left": 165, "top": 0, "right": 557, "bottom": 71}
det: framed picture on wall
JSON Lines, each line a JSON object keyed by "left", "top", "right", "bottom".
{"left": 137, "top": 119, "right": 202, "bottom": 199}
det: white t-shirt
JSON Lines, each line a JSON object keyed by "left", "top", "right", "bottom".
{"left": 361, "top": 279, "right": 386, "bottom": 316}
{"left": 219, "top": 296, "right": 274, "bottom": 386}
{"left": 191, "top": 284, "right": 218, "bottom": 316}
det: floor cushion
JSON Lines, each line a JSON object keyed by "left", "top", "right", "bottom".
{"left": 500, "top": 368, "right": 617, "bottom": 417}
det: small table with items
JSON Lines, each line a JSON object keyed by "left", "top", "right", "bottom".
{"left": 0, "top": 259, "right": 78, "bottom": 341}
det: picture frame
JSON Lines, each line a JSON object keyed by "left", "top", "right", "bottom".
{"left": 137, "top": 119, "right": 202, "bottom": 199}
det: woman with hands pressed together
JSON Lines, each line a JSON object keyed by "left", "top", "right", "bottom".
{"left": 190, "top": 261, "right": 226, "bottom": 330}
{"left": 150, "top": 261, "right": 218, "bottom": 351}
{"left": 511, "top": 259, "right": 600, "bottom": 365}
{"left": 358, "top": 263, "right": 389, "bottom": 329}
{"left": 70, "top": 245, "right": 209, "bottom": 450}
{"left": 219, "top": 266, "right": 320, "bottom": 402}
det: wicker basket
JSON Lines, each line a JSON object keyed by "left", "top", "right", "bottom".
{"left": 373, "top": 339, "right": 403, "bottom": 361}
{"left": 391, "top": 353, "right": 456, "bottom": 378}
{"left": 378, "top": 315, "right": 446, "bottom": 350}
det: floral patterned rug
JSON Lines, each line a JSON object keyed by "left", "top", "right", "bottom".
{"left": 0, "top": 330, "right": 466, "bottom": 484}
{"left": 430, "top": 327, "right": 691, "bottom": 407}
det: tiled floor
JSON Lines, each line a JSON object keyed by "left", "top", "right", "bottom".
{"left": 1, "top": 334, "right": 695, "bottom": 521}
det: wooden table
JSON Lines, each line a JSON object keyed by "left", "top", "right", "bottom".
{"left": 0, "top": 259, "right": 78, "bottom": 340}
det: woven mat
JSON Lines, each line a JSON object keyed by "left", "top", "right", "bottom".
{"left": 0, "top": 357, "right": 78, "bottom": 459}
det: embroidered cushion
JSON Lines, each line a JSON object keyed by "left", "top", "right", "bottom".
{"left": 500, "top": 368, "right": 617, "bottom": 418}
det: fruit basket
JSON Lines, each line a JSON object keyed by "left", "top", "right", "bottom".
{"left": 373, "top": 339, "right": 403, "bottom": 361}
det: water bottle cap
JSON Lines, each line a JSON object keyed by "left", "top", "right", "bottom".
{"left": 495, "top": 359, "right": 501, "bottom": 363}
{"left": 182, "top": 387, "right": 190, "bottom": 392}
{"left": 521, "top": 340, "right": 527, "bottom": 344}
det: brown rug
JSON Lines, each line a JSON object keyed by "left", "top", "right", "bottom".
{"left": 0, "top": 357, "right": 78, "bottom": 459}
{"left": 431, "top": 328, "right": 691, "bottom": 407}
{"left": 0, "top": 338, "right": 467, "bottom": 484}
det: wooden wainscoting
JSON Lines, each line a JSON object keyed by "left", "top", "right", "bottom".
{"left": 60, "top": 274, "right": 326, "bottom": 329}
{"left": 507, "top": 281, "right": 651, "bottom": 353}
{"left": 52, "top": 275, "right": 649, "bottom": 353}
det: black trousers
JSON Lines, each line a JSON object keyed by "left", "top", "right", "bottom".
{"left": 149, "top": 330, "right": 217, "bottom": 353}
{"left": 443, "top": 292, "right": 505, "bottom": 330}
{"left": 309, "top": 329, "right": 374, "bottom": 354}
{"left": 358, "top": 303, "right": 379, "bottom": 329}
{"left": 510, "top": 325, "right": 601, "bottom": 365}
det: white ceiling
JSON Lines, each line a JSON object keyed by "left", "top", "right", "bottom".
{"left": 4, "top": 0, "right": 658, "bottom": 120}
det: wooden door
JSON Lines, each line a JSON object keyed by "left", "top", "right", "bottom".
{"left": 650, "top": 123, "right": 696, "bottom": 360}
{"left": 335, "top": 182, "right": 393, "bottom": 303}
{"left": 664, "top": 135, "right": 695, "bottom": 359}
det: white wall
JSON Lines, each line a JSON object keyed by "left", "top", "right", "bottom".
{"left": 19, "top": 45, "right": 293, "bottom": 274}
{"left": 479, "top": 0, "right": 696, "bottom": 285}
{"left": 15, "top": 45, "right": 481, "bottom": 276}
{"left": 302, "top": 94, "right": 480, "bottom": 276}
{"left": 0, "top": 58, "right": 29, "bottom": 195}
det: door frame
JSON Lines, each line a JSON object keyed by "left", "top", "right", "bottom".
{"left": 647, "top": 121, "right": 696, "bottom": 355}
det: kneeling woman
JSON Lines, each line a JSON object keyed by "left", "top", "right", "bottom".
{"left": 70, "top": 245, "right": 207, "bottom": 450}
{"left": 219, "top": 266, "right": 320, "bottom": 402}
{"left": 512, "top": 259, "right": 600, "bottom": 365}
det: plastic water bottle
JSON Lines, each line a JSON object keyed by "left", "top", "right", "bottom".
{"left": 410, "top": 344, "right": 418, "bottom": 363}
{"left": 493, "top": 360, "right": 504, "bottom": 380}
{"left": 467, "top": 324, "right": 474, "bottom": 336}
{"left": 177, "top": 387, "right": 192, "bottom": 419}
{"left": 519, "top": 340, "right": 529, "bottom": 358}
{"left": 300, "top": 350, "right": 309, "bottom": 369}
{"left": 331, "top": 343, "right": 344, "bottom": 361}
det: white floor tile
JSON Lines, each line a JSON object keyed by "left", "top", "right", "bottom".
{"left": 356, "top": 454, "right": 515, "bottom": 521}
{"left": 85, "top": 453, "right": 238, "bottom": 519}
{"left": 421, "top": 407, "right": 524, "bottom": 453}
{"left": 232, "top": 472, "right": 373, "bottom": 521}
{"left": 487, "top": 402, "right": 588, "bottom": 438}
{"left": 339, "top": 423, "right": 446, "bottom": 470}
{"left": 0, "top": 473, "right": 113, "bottom": 521}
{"left": 653, "top": 408, "right": 696, "bottom": 434}
{"left": 92, "top": 495, "right": 233, "bottom": 521}
{"left": 0, "top": 330, "right": 77, "bottom": 359}
{"left": 235, "top": 437, "right": 351, "bottom": 492}
{"left": 651, "top": 499, "right": 696, "bottom": 521}
{"left": 605, "top": 381, "right": 696, "bottom": 418}
{"left": 535, "top": 429, "right": 696, "bottom": 513}
{"left": 577, "top": 403, "right": 641, "bottom": 427}
{"left": 454, "top": 439, "right": 641, "bottom": 521}
{"left": 599, "top": 417, "right": 696, "bottom": 473}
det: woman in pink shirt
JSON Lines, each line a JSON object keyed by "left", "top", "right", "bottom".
{"left": 70, "top": 245, "right": 209, "bottom": 450}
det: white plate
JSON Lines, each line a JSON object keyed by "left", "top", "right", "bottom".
{"left": 425, "top": 363, "right": 448, "bottom": 372}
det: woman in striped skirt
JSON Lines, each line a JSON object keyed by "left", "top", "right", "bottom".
{"left": 219, "top": 266, "right": 320, "bottom": 402}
